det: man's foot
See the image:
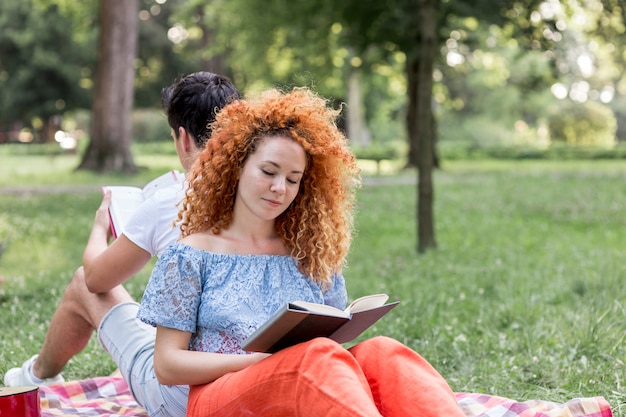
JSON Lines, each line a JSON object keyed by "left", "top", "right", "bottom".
{"left": 3, "top": 354, "right": 65, "bottom": 387}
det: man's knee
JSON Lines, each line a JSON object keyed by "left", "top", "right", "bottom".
{"left": 63, "top": 266, "right": 89, "bottom": 302}
{"left": 61, "top": 266, "right": 109, "bottom": 328}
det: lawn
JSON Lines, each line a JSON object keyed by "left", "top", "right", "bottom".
{"left": 0, "top": 148, "right": 625, "bottom": 415}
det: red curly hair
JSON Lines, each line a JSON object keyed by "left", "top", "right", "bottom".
{"left": 177, "top": 87, "right": 361, "bottom": 285}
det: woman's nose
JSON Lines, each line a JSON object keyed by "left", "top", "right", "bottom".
{"left": 270, "top": 177, "right": 286, "bottom": 193}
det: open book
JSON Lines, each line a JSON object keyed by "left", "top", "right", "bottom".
{"left": 241, "top": 293, "right": 399, "bottom": 353}
{"left": 102, "top": 170, "right": 184, "bottom": 238}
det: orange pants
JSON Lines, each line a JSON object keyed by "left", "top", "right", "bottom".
{"left": 188, "top": 336, "right": 465, "bottom": 417}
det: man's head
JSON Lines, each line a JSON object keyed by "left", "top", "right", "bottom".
{"left": 161, "top": 72, "right": 241, "bottom": 149}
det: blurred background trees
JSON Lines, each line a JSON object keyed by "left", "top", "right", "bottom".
{"left": 2, "top": 0, "right": 623, "bottom": 154}
{"left": 1, "top": 0, "right": 625, "bottom": 250}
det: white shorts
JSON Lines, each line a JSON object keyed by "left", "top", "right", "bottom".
{"left": 98, "top": 302, "right": 188, "bottom": 417}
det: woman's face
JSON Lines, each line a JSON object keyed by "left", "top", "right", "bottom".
{"left": 235, "top": 135, "right": 306, "bottom": 222}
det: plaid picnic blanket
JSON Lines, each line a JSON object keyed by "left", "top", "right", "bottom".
{"left": 40, "top": 373, "right": 147, "bottom": 417}
{"left": 39, "top": 374, "right": 613, "bottom": 417}
{"left": 455, "top": 393, "right": 612, "bottom": 417}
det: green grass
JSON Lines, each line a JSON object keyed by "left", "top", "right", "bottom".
{"left": 1, "top": 149, "right": 625, "bottom": 415}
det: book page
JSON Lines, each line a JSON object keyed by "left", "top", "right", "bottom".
{"left": 289, "top": 301, "right": 349, "bottom": 318}
{"left": 346, "top": 294, "right": 389, "bottom": 313}
{"left": 103, "top": 186, "right": 145, "bottom": 238}
{"left": 141, "top": 170, "right": 184, "bottom": 200}
{"left": 103, "top": 170, "right": 184, "bottom": 238}
{"left": 242, "top": 295, "right": 398, "bottom": 353}
{"left": 330, "top": 301, "right": 399, "bottom": 344}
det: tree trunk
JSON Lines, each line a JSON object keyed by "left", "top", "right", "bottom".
{"left": 406, "top": 59, "right": 418, "bottom": 168}
{"left": 347, "top": 67, "right": 370, "bottom": 147}
{"left": 40, "top": 116, "right": 61, "bottom": 144}
{"left": 196, "top": 5, "right": 227, "bottom": 75}
{"left": 77, "top": 0, "right": 139, "bottom": 174}
{"left": 406, "top": 71, "right": 440, "bottom": 170}
{"left": 416, "top": 0, "right": 438, "bottom": 253}
{"left": 201, "top": 28, "right": 226, "bottom": 75}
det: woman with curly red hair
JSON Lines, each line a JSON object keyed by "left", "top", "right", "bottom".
{"left": 138, "top": 87, "right": 466, "bottom": 417}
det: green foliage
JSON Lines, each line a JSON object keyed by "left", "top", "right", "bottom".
{"left": 4, "top": 0, "right": 625, "bottom": 166}
{"left": 1, "top": 155, "right": 625, "bottom": 410}
{"left": 437, "top": 4, "right": 625, "bottom": 153}
{"left": 188, "top": 0, "right": 415, "bottom": 146}
{"left": 134, "top": 0, "right": 197, "bottom": 108}
{"left": 547, "top": 100, "right": 617, "bottom": 147}
{"left": 0, "top": 0, "right": 94, "bottom": 135}
{"left": 437, "top": 19, "right": 557, "bottom": 138}
{"left": 352, "top": 143, "right": 400, "bottom": 161}
{"left": 352, "top": 142, "right": 403, "bottom": 175}
{"left": 440, "top": 115, "right": 515, "bottom": 148}
{"left": 190, "top": 0, "right": 347, "bottom": 98}
{"left": 362, "top": 52, "right": 407, "bottom": 144}
{"left": 438, "top": 138, "right": 626, "bottom": 160}
{"left": 131, "top": 109, "right": 171, "bottom": 143}
{"left": 0, "top": 0, "right": 212, "bottom": 143}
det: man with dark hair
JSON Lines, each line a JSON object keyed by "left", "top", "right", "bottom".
{"left": 4, "top": 72, "right": 240, "bottom": 417}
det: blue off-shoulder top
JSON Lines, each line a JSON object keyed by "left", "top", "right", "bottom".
{"left": 138, "top": 242, "right": 348, "bottom": 354}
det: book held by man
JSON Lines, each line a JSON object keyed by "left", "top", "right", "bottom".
{"left": 242, "top": 293, "right": 399, "bottom": 353}
{"left": 102, "top": 170, "right": 184, "bottom": 239}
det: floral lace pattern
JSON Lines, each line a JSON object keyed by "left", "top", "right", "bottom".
{"left": 138, "top": 242, "right": 347, "bottom": 354}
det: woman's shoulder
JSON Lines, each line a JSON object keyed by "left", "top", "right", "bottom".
{"left": 178, "top": 231, "right": 291, "bottom": 257}
{"left": 166, "top": 239, "right": 293, "bottom": 264}
{"left": 178, "top": 231, "right": 227, "bottom": 252}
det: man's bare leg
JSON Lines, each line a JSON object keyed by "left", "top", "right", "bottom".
{"left": 32, "top": 266, "right": 133, "bottom": 379}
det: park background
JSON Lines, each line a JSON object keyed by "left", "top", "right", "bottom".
{"left": 0, "top": 0, "right": 625, "bottom": 415}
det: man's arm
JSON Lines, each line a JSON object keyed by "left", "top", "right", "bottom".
{"left": 83, "top": 191, "right": 151, "bottom": 293}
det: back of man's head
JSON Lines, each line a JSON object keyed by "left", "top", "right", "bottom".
{"left": 162, "top": 72, "right": 241, "bottom": 148}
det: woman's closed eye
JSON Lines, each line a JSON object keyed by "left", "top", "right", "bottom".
{"left": 262, "top": 169, "right": 300, "bottom": 185}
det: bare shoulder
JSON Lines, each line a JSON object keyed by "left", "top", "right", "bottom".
{"left": 178, "top": 230, "right": 287, "bottom": 255}
{"left": 179, "top": 231, "right": 225, "bottom": 253}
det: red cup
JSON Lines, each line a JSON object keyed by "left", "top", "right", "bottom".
{"left": 0, "top": 386, "right": 41, "bottom": 417}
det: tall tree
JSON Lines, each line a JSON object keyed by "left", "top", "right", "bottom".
{"left": 415, "top": 0, "right": 439, "bottom": 251}
{"left": 337, "top": 0, "right": 547, "bottom": 252}
{"left": 77, "top": 0, "right": 139, "bottom": 173}
{"left": 334, "top": 0, "right": 441, "bottom": 251}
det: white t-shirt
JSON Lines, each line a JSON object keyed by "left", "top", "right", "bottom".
{"left": 122, "top": 182, "right": 186, "bottom": 257}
